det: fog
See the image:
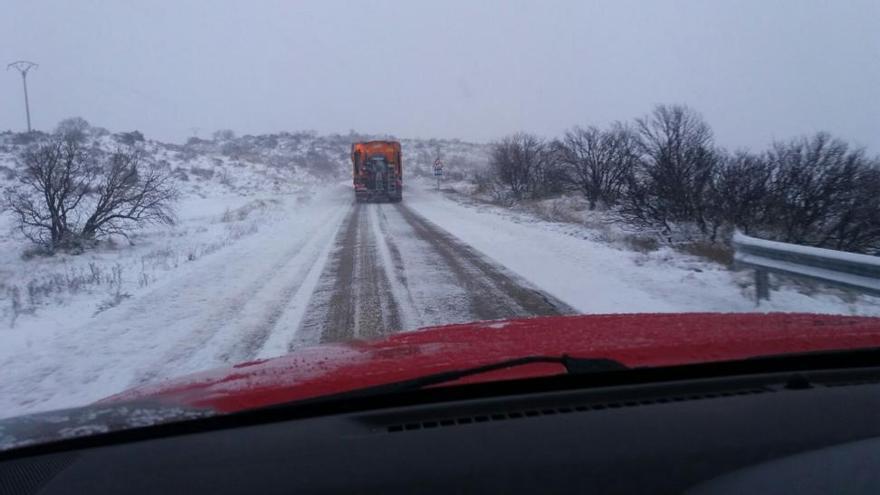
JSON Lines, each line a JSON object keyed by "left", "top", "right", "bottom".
{"left": 1, "top": 0, "right": 878, "bottom": 150}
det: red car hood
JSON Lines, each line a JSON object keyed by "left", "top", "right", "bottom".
{"left": 103, "top": 313, "right": 880, "bottom": 413}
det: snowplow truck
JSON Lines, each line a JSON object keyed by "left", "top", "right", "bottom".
{"left": 351, "top": 141, "right": 402, "bottom": 203}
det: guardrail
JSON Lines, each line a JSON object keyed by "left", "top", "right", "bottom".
{"left": 732, "top": 231, "right": 880, "bottom": 303}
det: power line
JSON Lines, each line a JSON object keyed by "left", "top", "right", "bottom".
{"left": 7, "top": 60, "right": 38, "bottom": 132}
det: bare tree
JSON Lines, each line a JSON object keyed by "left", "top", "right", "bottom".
{"left": 623, "top": 105, "right": 719, "bottom": 234}
{"left": 4, "top": 137, "right": 94, "bottom": 248}
{"left": 764, "top": 133, "right": 879, "bottom": 251}
{"left": 4, "top": 135, "right": 178, "bottom": 251}
{"left": 55, "top": 117, "right": 92, "bottom": 143}
{"left": 531, "top": 149, "right": 568, "bottom": 199}
{"left": 79, "top": 149, "right": 178, "bottom": 241}
{"left": 476, "top": 104, "right": 878, "bottom": 253}
{"left": 711, "top": 151, "right": 773, "bottom": 235}
{"left": 554, "top": 124, "right": 638, "bottom": 210}
{"left": 489, "top": 133, "right": 549, "bottom": 200}
{"left": 707, "top": 133, "right": 880, "bottom": 253}
{"left": 833, "top": 165, "right": 880, "bottom": 254}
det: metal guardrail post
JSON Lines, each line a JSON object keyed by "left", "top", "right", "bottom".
{"left": 755, "top": 269, "right": 769, "bottom": 302}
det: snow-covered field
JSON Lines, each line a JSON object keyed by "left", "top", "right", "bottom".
{"left": 1, "top": 132, "right": 879, "bottom": 421}
{"left": 0, "top": 184, "right": 351, "bottom": 417}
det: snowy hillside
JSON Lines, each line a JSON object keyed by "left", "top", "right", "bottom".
{"left": 0, "top": 129, "right": 490, "bottom": 195}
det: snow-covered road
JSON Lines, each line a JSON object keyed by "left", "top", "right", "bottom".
{"left": 0, "top": 182, "right": 570, "bottom": 418}
{"left": 2, "top": 180, "right": 878, "bottom": 419}
{"left": 295, "top": 199, "right": 572, "bottom": 345}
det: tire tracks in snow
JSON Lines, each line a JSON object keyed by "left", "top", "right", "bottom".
{"left": 373, "top": 205, "right": 424, "bottom": 330}
{"left": 295, "top": 203, "right": 403, "bottom": 345}
{"left": 211, "top": 202, "right": 352, "bottom": 363}
{"left": 297, "top": 201, "right": 574, "bottom": 345}
{"left": 132, "top": 201, "right": 351, "bottom": 384}
{"left": 392, "top": 204, "right": 574, "bottom": 321}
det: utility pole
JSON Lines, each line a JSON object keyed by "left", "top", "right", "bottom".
{"left": 7, "top": 61, "right": 38, "bottom": 132}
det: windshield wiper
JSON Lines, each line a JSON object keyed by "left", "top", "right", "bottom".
{"left": 331, "top": 355, "right": 627, "bottom": 400}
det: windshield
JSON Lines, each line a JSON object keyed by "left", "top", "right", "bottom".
{"left": 1, "top": 0, "right": 879, "bottom": 449}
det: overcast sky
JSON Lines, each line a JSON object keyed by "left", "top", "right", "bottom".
{"left": 1, "top": 0, "right": 878, "bottom": 150}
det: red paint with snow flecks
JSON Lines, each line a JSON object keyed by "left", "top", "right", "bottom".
{"left": 102, "top": 313, "right": 880, "bottom": 413}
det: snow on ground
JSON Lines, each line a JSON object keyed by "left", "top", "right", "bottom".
{"left": 0, "top": 192, "right": 296, "bottom": 331}
{"left": 1, "top": 175, "right": 879, "bottom": 420}
{"left": 407, "top": 179, "right": 880, "bottom": 317}
{"left": 0, "top": 129, "right": 489, "bottom": 420}
{"left": 1, "top": 132, "right": 879, "bottom": 422}
{"left": 0, "top": 183, "right": 351, "bottom": 419}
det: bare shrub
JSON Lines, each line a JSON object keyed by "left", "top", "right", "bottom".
{"left": 95, "top": 290, "right": 131, "bottom": 315}
{"left": 4, "top": 137, "right": 93, "bottom": 248}
{"left": 554, "top": 124, "right": 638, "bottom": 210}
{"left": 473, "top": 171, "right": 496, "bottom": 195}
{"left": 711, "top": 151, "right": 773, "bottom": 235}
{"left": 489, "top": 133, "right": 543, "bottom": 200}
{"left": 138, "top": 255, "right": 159, "bottom": 288}
{"left": 5, "top": 262, "right": 123, "bottom": 319}
{"left": 142, "top": 247, "right": 180, "bottom": 270}
{"left": 530, "top": 153, "right": 568, "bottom": 200}
{"left": 761, "top": 133, "right": 880, "bottom": 253}
{"left": 184, "top": 242, "right": 224, "bottom": 262}
{"left": 488, "top": 133, "right": 565, "bottom": 200}
{"left": 79, "top": 148, "right": 178, "bottom": 242}
{"left": 4, "top": 133, "right": 179, "bottom": 251}
{"left": 622, "top": 104, "right": 720, "bottom": 237}
{"left": 55, "top": 117, "right": 91, "bottom": 143}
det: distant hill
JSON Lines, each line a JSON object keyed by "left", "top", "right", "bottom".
{"left": 0, "top": 127, "right": 490, "bottom": 197}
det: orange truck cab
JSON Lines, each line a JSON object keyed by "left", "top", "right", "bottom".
{"left": 351, "top": 141, "right": 402, "bottom": 203}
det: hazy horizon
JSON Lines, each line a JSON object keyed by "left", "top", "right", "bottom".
{"left": 2, "top": 1, "right": 878, "bottom": 151}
